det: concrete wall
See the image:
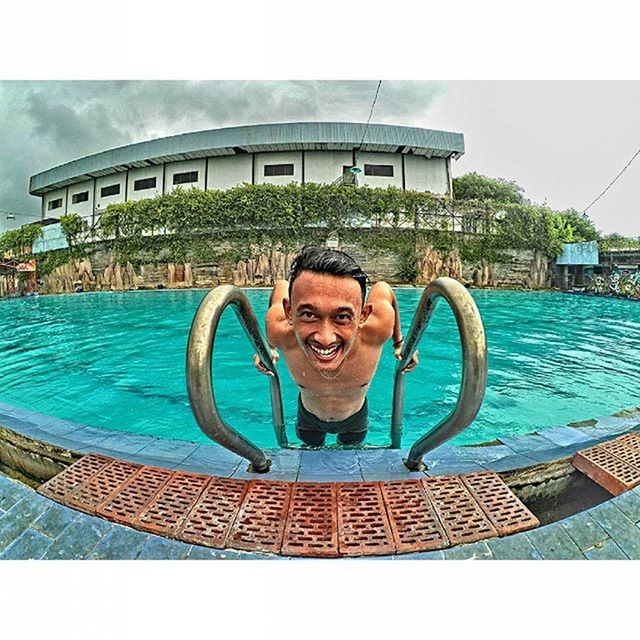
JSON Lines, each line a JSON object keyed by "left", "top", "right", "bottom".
{"left": 254, "top": 151, "right": 303, "bottom": 186}
{"left": 66, "top": 180, "right": 94, "bottom": 220}
{"left": 94, "top": 172, "right": 127, "bottom": 212}
{"left": 207, "top": 155, "right": 252, "bottom": 190}
{"left": 43, "top": 188, "right": 67, "bottom": 219}
{"left": 304, "top": 150, "right": 353, "bottom": 184}
{"left": 127, "top": 165, "right": 164, "bottom": 202}
{"left": 165, "top": 159, "right": 207, "bottom": 194}
{"left": 357, "top": 152, "right": 403, "bottom": 189}
{"left": 404, "top": 156, "right": 449, "bottom": 194}
{"left": 37, "top": 151, "right": 454, "bottom": 221}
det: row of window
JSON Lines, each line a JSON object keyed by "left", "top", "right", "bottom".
{"left": 46, "top": 164, "right": 398, "bottom": 210}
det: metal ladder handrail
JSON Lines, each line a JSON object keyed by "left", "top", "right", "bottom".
{"left": 391, "top": 277, "right": 488, "bottom": 471}
{"left": 186, "top": 285, "right": 287, "bottom": 473}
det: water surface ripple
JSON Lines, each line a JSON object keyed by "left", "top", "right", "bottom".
{"left": 0, "top": 289, "right": 638, "bottom": 447}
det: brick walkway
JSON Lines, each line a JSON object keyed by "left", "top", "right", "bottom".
{"left": 3, "top": 468, "right": 640, "bottom": 559}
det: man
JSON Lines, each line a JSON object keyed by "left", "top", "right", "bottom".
{"left": 254, "top": 246, "right": 418, "bottom": 446}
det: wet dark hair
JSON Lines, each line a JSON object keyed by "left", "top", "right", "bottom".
{"left": 289, "top": 245, "right": 368, "bottom": 304}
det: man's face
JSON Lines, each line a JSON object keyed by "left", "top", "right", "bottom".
{"left": 283, "top": 271, "right": 371, "bottom": 374}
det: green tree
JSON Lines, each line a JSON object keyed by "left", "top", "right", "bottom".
{"left": 452, "top": 172, "right": 525, "bottom": 204}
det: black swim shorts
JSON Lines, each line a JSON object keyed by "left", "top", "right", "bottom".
{"left": 296, "top": 395, "right": 368, "bottom": 446}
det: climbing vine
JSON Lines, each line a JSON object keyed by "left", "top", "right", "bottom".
{"left": 1, "top": 182, "right": 605, "bottom": 281}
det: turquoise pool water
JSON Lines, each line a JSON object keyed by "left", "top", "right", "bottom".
{"left": 0, "top": 289, "right": 638, "bottom": 447}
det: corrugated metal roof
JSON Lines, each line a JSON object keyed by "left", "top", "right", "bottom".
{"left": 29, "top": 122, "right": 465, "bottom": 195}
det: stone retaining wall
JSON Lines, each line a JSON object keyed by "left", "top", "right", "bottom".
{"left": 37, "top": 242, "right": 551, "bottom": 294}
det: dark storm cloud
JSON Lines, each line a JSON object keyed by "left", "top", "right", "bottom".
{"left": 0, "top": 80, "right": 447, "bottom": 229}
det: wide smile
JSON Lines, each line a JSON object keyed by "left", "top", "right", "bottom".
{"left": 307, "top": 342, "right": 342, "bottom": 363}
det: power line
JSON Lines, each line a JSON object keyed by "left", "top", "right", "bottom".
{"left": 0, "top": 209, "right": 40, "bottom": 220}
{"left": 354, "top": 80, "right": 383, "bottom": 166}
{"left": 583, "top": 145, "right": 640, "bottom": 213}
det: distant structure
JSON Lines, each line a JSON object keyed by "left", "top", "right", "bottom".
{"left": 29, "top": 122, "right": 465, "bottom": 227}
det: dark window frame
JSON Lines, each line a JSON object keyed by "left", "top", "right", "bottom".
{"left": 134, "top": 177, "right": 157, "bottom": 191}
{"left": 364, "top": 164, "right": 394, "bottom": 177}
{"left": 100, "top": 184, "right": 121, "bottom": 198}
{"left": 172, "top": 171, "right": 199, "bottom": 185}
{"left": 48, "top": 198, "right": 63, "bottom": 211}
{"left": 71, "top": 191, "right": 89, "bottom": 204}
{"left": 264, "top": 163, "right": 294, "bottom": 177}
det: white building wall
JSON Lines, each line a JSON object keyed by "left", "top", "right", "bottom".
{"left": 43, "top": 188, "right": 67, "bottom": 219}
{"left": 127, "top": 165, "right": 164, "bottom": 201}
{"left": 404, "top": 155, "right": 449, "bottom": 194}
{"left": 255, "top": 151, "right": 302, "bottom": 185}
{"left": 356, "top": 152, "right": 403, "bottom": 189}
{"left": 66, "top": 179, "right": 94, "bottom": 220}
{"left": 425, "top": 157, "right": 449, "bottom": 194}
{"left": 94, "top": 173, "right": 127, "bottom": 212}
{"left": 207, "top": 155, "right": 252, "bottom": 190}
{"left": 304, "top": 150, "right": 353, "bottom": 185}
{"left": 165, "top": 159, "right": 207, "bottom": 194}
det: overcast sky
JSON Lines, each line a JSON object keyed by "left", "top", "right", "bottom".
{"left": 1, "top": 80, "right": 638, "bottom": 236}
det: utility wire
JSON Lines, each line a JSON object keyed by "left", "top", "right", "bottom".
{"left": 583, "top": 145, "right": 640, "bottom": 213}
{"left": 354, "top": 80, "right": 383, "bottom": 166}
{"left": 1, "top": 209, "right": 40, "bottom": 219}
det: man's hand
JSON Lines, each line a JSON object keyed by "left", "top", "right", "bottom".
{"left": 394, "top": 342, "right": 419, "bottom": 373}
{"left": 253, "top": 347, "right": 280, "bottom": 376}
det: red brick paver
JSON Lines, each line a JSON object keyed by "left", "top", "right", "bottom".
{"left": 39, "top": 454, "right": 541, "bottom": 557}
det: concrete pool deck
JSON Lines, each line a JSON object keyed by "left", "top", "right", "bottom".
{"left": 1, "top": 401, "right": 640, "bottom": 559}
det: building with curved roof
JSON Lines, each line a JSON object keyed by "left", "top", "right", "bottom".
{"left": 29, "top": 122, "right": 465, "bottom": 225}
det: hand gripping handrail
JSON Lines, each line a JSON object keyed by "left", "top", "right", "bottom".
{"left": 186, "top": 285, "right": 287, "bottom": 473}
{"left": 391, "top": 277, "right": 488, "bottom": 471}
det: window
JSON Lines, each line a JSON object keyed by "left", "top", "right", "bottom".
{"left": 48, "top": 198, "right": 62, "bottom": 211}
{"left": 100, "top": 184, "right": 120, "bottom": 197}
{"left": 134, "top": 177, "right": 157, "bottom": 191}
{"left": 364, "top": 164, "right": 394, "bottom": 177}
{"left": 71, "top": 191, "right": 89, "bottom": 204}
{"left": 173, "top": 171, "right": 199, "bottom": 185}
{"left": 264, "top": 164, "right": 294, "bottom": 177}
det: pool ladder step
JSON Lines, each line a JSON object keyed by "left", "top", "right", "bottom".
{"left": 38, "top": 454, "right": 539, "bottom": 558}
{"left": 572, "top": 432, "right": 640, "bottom": 496}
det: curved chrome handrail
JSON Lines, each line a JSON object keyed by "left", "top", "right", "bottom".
{"left": 186, "top": 285, "right": 287, "bottom": 473}
{"left": 391, "top": 277, "right": 488, "bottom": 470}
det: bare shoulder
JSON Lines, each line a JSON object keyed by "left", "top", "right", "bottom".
{"left": 362, "top": 281, "right": 395, "bottom": 344}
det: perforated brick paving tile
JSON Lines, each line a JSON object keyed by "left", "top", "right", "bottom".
{"left": 134, "top": 472, "right": 210, "bottom": 536}
{"left": 336, "top": 482, "right": 395, "bottom": 557}
{"left": 380, "top": 480, "right": 449, "bottom": 553}
{"left": 281, "top": 483, "right": 338, "bottom": 557}
{"left": 423, "top": 476, "right": 497, "bottom": 545}
{"left": 573, "top": 445, "right": 640, "bottom": 496}
{"left": 600, "top": 438, "right": 640, "bottom": 470}
{"left": 226, "top": 480, "right": 292, "bottom": 554}
{"left": 97, "top": 466, "right": 173, "bottom": 525}
{"left": 460, "top": 472, "right": 539, "bottom": 536}
{"left": 178, "top": 477, "right": 248, "bottom": 549}
{"left": 38, "top": 454, "right": 112, "bottom": 503}
{"left": 614, "top": 432, "right": 640, "bottom": 450}
{"left": 65, "top": 459, "right": 142, "bottom": 515}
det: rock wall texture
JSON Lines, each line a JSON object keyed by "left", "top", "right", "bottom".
{"left": 35, "top": 242, "right": 551, "bottom": 294}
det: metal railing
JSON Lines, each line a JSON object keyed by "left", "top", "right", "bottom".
{"left": 186, "top": 285, "right": 287, "bottom": 472}
{"left": 186, "top": 279, "right": 486, "bottom": 473}
{"left": 391, "top": 277, "right": 488, "bottom": 471}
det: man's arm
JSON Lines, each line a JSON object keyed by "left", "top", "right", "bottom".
{"left": 365, "top": 281, "right": 419, "bottom": 372}
{"left": 253, "top": 280, "right": 290, "bottom": 376}
{"left": 265, "top": 279, "right": 290, "bottom": 348}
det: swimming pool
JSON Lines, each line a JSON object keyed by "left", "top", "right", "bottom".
{"left": 0, "top": 288, "right": 638, "bottom": 448}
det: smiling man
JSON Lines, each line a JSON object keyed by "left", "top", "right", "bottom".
{"left": 254, "top": 246, "right": 418, "bottom": 446}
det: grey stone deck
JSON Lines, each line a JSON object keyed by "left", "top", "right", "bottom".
{"left": 1, "top": 400, "right": 638, "bottom": 481}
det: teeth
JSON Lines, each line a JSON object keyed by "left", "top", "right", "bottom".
{"left": 309, "top": 344, "right": 339, "bottom": 357}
